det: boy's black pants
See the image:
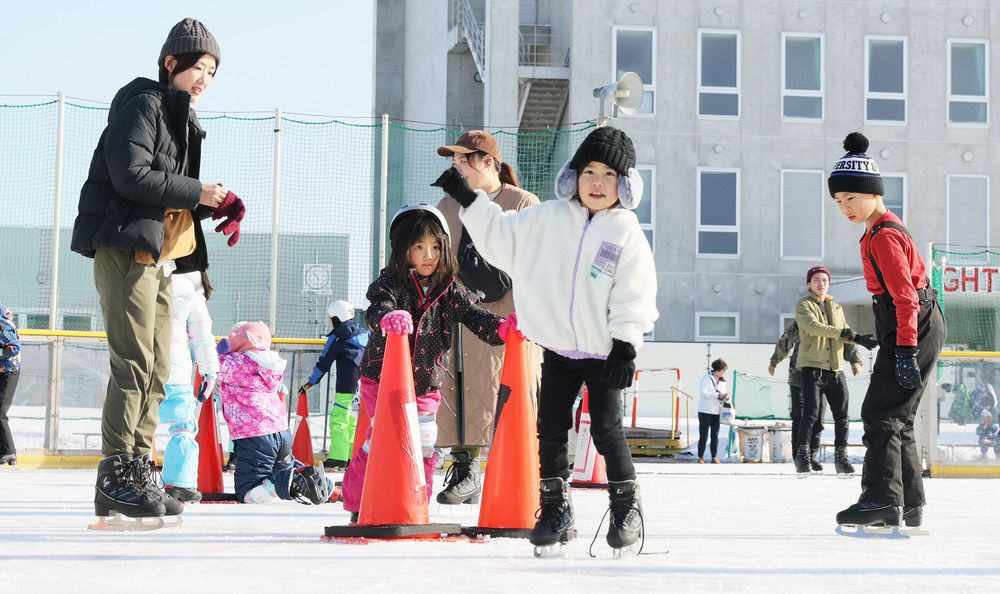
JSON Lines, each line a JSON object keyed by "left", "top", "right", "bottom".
{"left": 798, "top": 368, "right": 849, "bottom": 450}
{"left": 860, "top": 291, "right": 945, "bottom": 507}
{"left": 537, "top": 350, "right": 635, "bottom": 482}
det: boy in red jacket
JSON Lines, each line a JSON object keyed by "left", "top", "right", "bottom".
{"left": 829, "top": 132, "right": 946, "bottom": 534}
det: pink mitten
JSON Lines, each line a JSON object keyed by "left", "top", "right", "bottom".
{"left": 497, "top": 312, "right": 520, "bottom": 341}
{"left": 379, "top": 310, "right": 413, "bottom": 336}
{"left": 197, "top": 374, "right": 216, "bottom": 403}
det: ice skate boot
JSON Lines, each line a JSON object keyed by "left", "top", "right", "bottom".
{"left": 133, "top": 454, "right": 184, "bottom": 526}
{"left": 835, "top": 502, "right": 906, "bottom": 538}
{"left": 1, "top": 454, "right": 16, "bottom": 466}
{"left": 899, "top": 505, "right": 928, "bottom": 535}
{"left": 436, "top": 451, "right": 481, "bottom": 505}
{"left": 808, "top": 453, "right": 823, "bottom": 472}
{"left": 89, "top": 454, "right": 166, "bottom": 531}
{"left": 605, "top": 480, "right": 644, "bottom": 559}
{"left": 833, "top": 447, "right": 855, "bottom": 477}
{"left": 530, "top": 478, "right": 576, "bottom": 558}
{"left": 290, "top": 463, "right": 335, "bottom": 505}
{"left": 165, "top": 485, "right": 203, "bottom": 503}
{"left": 793, "top": 445, "right": 811, "bottom": 476}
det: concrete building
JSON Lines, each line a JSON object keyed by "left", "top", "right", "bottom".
{"left": 374, "top": 0, "right": 1000, "bottom": 346}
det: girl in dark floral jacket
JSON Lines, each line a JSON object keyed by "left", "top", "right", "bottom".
{"left": 341, "top": 204, "right": 517, "bottom": 518}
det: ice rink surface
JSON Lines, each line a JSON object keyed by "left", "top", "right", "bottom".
{"left": 1, "top": 463, "right": 998, "bottom": 593}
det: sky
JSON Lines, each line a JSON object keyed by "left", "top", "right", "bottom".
{"left": 0, "top": 0, "right": 375, "bottom": 116}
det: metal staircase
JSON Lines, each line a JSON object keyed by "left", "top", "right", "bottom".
{"left": 517, "top": 79, "right": 569, "bottom": 133}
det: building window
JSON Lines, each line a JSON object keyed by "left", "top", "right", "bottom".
{"left": 865, "top": 36, "right": 906, "bottom": 123}
{"left": 697, "top": 168, "right": 740, "bottom": 257}
{"left": 782, "top": 33, "right": 823, "bottom": 121}
{"left": 25, "top": 314, "right": 50, "bottom": 329}
{"left": 63, "top": 315, "right": 93, "bottom": 332}
{"left": 780, "top": 170, "right": 824, "bottom": 260}
{"left": 780, "top": 314, "right": 796, "bottom": 333}
{"left": 947, "top": 175, "right": 989, "bottom": 247}
{"left": 948, "top": 39, "right": 988, "bottom": 126}
{"left": 882, "top": 173, "right": 906, "bottom": 223}
{"left": 696, "top": 312, "right": 739, "bottom": 342}
{"left": 698, "top": 29, "right": 740, "bottom": 118}
{"left": 635, "top": 166, "right": 655, "bottom": 249}
{"left": 613, "top": 27, "right": 655, "bottom": 115}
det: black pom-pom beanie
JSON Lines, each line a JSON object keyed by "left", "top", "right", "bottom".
{"left": 827, "top": 131, "right": 883, "bottom": 197}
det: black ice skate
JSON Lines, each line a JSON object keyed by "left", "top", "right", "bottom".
{"left": 132, "top": 454, "right": 184, "bottom": 526}
{"left": 833, "top": 447, "right": 855, "bottom": 477}
{"left": 165, "top": 485, "right": 203, "bottom": 503}
{"left": 291, "top": 463, "right": 334, "bottom": 505}
{"left": 602, "top": 480, "right": 644, "bottom": 559}
{"left": 436, "top": 451, "right": 481, "bottom": 505}
{"left": 793, "top": 445, "right": 811, "bottom": 476}
{"left": 89, "top": 454, "right": 166, "bottom": 531}
{"left": 808, "top": 452, "right": 823, "bottom": 472}
{"left": 530, "top": 477, "right": 576, "bottom": 558}
{"left": 835, "top": 502, "right": 907, "bottom": 539}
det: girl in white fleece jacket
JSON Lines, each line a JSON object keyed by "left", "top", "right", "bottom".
{"left": 432, "top": 126, "right": 658, "bottom": 554}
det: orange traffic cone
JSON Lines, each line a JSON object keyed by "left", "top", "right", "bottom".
{"left": 571, "top": 387, "right": 608, "bottom": 489}
{"left": 323, "top": 331, "right": 461, "bottom": 540}
{"left": 195, "top": 372, "right": 234, "bottom": 502}
{"left": 292, "top": 390, "right": 314, "bottom": 465}
{"left": 462, "top": 331, "right": 540, "bottom": 539}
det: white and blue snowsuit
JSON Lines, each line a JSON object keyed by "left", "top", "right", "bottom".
{"left": 160, "top": 271, "right": 219, "bottom": 489}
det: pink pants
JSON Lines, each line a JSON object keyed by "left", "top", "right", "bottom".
{"left": 341, "top": 377, "right": 441, "bottom": 513}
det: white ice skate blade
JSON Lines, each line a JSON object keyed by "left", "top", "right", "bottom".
{"left": 88, "top": 513, "right": 165, "bottom": 532}
{"left": 900, "top": 527, "right": 930, "bottom": 536}
{"left": 611, "top": 542, "right": 642, "bottom": 560}
{"left": 836, "top": 473, "right": 856, "bottom": 479}
{"left": 533, "top": 542, "right": 569, "bottom": 558}
{"left": 835, "top": 524, "right": 909, "bottom": 539}
{"left": 796, "top": 473, "right": 810, "bottom": 479}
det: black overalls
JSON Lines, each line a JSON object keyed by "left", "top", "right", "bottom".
{"left": 859, "top": 221, "right": 946, "bottom": 507}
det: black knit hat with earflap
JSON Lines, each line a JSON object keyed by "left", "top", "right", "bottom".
{"left": 159, "top": 18, "right": 221, "bottom": 68}
{"left": 569, "top": 126, "right": 636, "bottom": 176}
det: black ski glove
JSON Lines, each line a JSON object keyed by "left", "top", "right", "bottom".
{"left": 603, "top": 339, "right": 637, "bottom": 390}
{"left": 894, "top": 346, "right": 922, "bottom": 390}
{"left": 841, "top": 327, "right": 878, "bottom": 350}
{"left": 431, "top": 167, "right": 478, "bottom": 208}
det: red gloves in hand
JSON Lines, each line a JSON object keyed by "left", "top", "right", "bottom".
{"left": 211, "top": 191, "right": 246, "bottom": 246}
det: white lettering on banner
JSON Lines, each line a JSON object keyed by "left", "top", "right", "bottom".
{"left": 942, "top": 266, "right": 1000, "bottom": 294}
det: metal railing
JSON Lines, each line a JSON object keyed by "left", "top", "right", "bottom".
{"left": 456, "top": 0, "right": 486, "bottom": 83}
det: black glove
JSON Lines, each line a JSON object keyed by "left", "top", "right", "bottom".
{"left": 431, "top": 167, "right": 478, "bottom": 208}
{"left": 840, "top": 327, "right": 878, "bottom": 350}
{"left": 894, "top": 346, "right": 922, "bottom": 390}
{"left": 603, "top": 339, "right": 637, "bottom": 390}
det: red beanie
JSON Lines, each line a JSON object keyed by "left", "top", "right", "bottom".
{"left": 806, "top": 266, "right": 831, "bottom": 283}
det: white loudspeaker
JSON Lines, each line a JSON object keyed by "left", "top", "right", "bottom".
{"left": 592, "top": 71, "right": 644, "bottom": 123}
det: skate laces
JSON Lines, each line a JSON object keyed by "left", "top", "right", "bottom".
{"left": 588, "top": 498, "right": 645, "bottom": 558}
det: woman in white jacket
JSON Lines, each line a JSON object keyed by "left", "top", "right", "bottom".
{"left": 698, "top": 359, "right": 730, "bottom": 463}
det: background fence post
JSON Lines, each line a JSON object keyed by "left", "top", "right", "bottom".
{"left": 44, "top": 338, "right": 62, "bottom": 451}
{"left": 44, "top": 92, "right": 67, "bottom": 451}
{"left": 378, "top": 113, "right": 389, "bottom": 270}
{"left": 269, "top": 108, "right": 282, "bottom": 335}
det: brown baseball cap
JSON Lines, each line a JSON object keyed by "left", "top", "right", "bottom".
{"left": 437, "top": 130, "right": 502, "bottom": 160}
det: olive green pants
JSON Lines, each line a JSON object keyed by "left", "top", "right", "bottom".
{"left": 94, "top": 248, "right": 172, "bottom": 457}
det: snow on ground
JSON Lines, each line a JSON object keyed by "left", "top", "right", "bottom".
{"left": 1, "top": 463, "right": 998, "bottom": 593}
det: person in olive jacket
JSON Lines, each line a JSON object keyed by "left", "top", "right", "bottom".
{"left": 793, "top": 266, "right": 877, "bottom": 475}
{"left": 769, "top": 320, "right": 865, "bottom": 471}
{"left": 71, "top": 19, "right": 244, "bottom": 526}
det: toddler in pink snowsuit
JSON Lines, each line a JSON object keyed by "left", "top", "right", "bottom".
{"left": 217, "top": 322, "right": 330, "bottom": 505}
